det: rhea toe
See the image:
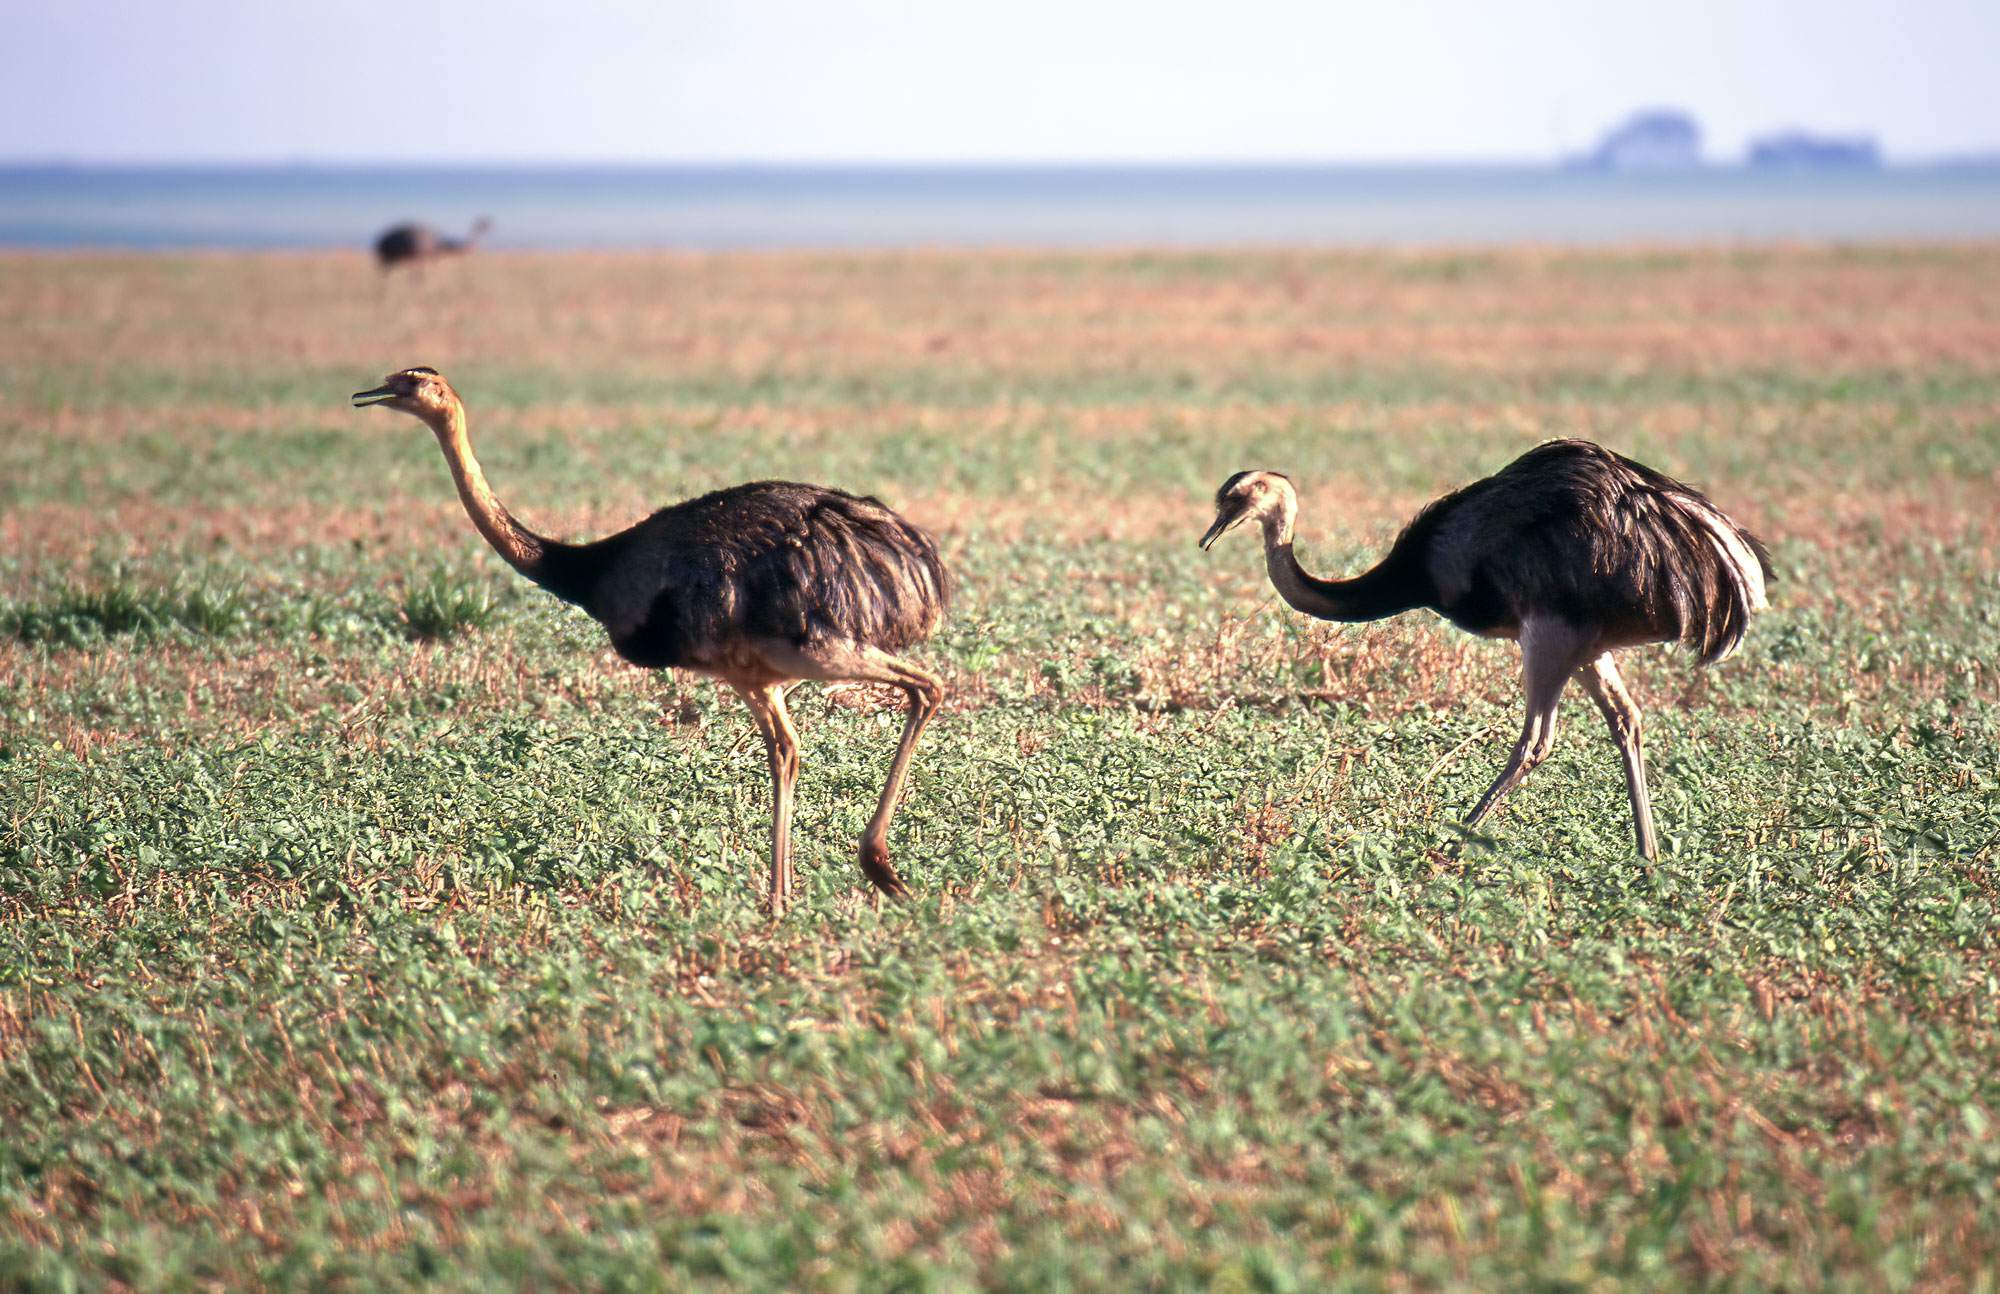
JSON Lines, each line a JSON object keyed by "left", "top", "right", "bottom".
{"left": 354, "top": 366, "right": 948, "bottom": 915}
{"left": 1200, "top": 440, "right": 1771, "bottom": 858}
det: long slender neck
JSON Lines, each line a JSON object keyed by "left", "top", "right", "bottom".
{"left": 421, "top": 400, "right": 556, "bottom": 582}
{"left": 1258, "top": 500, "right": 1431, "bottom": 623}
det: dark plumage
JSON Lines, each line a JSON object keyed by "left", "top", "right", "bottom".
{"left": 374, "top": 218, "right": 490, "bottom": 271}
{"left": 353, "top": 367, "right": 949, "bottom": 914}
{"left": 562, "top": 482, "right": 948, "bottom": 671}
{"left": 1201, "top": 439, "right": 1772, "bottom": 858}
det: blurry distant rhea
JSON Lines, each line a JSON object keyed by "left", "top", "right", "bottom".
{"left": 374, "top": 217, "right": 491, "bottom": 272}
{"left": 352, "top": 367, "right": 949, "bottom": 915}
{"left": 1200, "top": 439, "right": 1771, "bottom": 859}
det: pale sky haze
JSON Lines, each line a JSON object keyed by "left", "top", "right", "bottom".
{"left": 6, "top": 0, "right": 1995, "bottom": 164}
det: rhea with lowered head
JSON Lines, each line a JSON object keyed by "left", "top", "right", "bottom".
{"left": 353, "top": 366, "right": 948, "bottom": 915}
{"left": 1199, "top": 439, "right": 1771, "bottom": 858}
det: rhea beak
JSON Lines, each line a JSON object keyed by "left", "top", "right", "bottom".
{"left": 1198, "top": 505, "right": 1246, "bottom": 551}
{"left": 351, "top": 384, "right": 399, "bottom": 407}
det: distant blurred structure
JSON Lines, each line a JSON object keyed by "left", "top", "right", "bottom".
{"left": 374, "top": 217, "right": 491, "bottom": 271}
{"left": 1571, "top": 110, "right": 1702, "bottom": 171}
{"left": 1746, "top": 131, "right": 1881, "bottom": 170}
{"left": 1574, "top": 111, "right": 1889, "bottom": 173}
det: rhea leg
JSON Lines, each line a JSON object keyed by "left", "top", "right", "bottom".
{"left": 754, "top": 640, "right": 945, "bottom": 898}
{"left": 1465, "top": 618, "right": 1597, "bottom": 833}
{"left": 732, "top": 682, "right": 802, "bottom": 915}
{"left": 1578, "top": 654, "right": 1656, "bottom": 861}
{"left": 858, "top": 658, "right": 945, "bottom": 897}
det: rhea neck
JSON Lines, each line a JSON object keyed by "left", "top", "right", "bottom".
{"left": 416, "top": 398, "right": 578, "bottom": 593}
{"left": 1252, "top": 490, "right": 1431, "bottom": 623}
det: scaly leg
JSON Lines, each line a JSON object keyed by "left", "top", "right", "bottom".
{"left": 858, "top": 660, "right": 945, "bottom": 898}
{"left": 752, "top": 640, "right": 946, "bottom": 898}
{"left": 1464, "top": 617, "right": 1598, "bottom": 833}
{"left": 732, "top": 682, "right": 802, "bottom": 915}
{"left": 1578, "top": 653, "right": 1656, "bottom": 860}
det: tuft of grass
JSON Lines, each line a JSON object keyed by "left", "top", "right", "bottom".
{"left": 2, "top": 579, "right": 246, "bottom": 647}
{"left": 4, "top": 584, "right": 161, "bottom": 644}
{"left": 391, "top": 569, "right": 499, "bottom": 642}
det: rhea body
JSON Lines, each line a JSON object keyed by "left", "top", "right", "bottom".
{"left": 1200, "top": 440, "right": 1771, "bottom": 858}
{"left": 353, "top": 367, "right": 948, "bottom": 914}
{"left": 374, "top": 218, "right": 491, "bottom": 272}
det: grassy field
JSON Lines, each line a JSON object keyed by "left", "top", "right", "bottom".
{"left": 3, "top": 246, "right": 1999, "bottom": 1289}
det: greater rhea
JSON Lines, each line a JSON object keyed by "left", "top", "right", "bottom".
{"left": 353, "top": 367, "right": 948, "bottom": 914}
{"left": 373, "top": 218, "right": 491, "bottom": 272}
{"left": 1199, "top": 439, "right": 1771, "bottom": 858}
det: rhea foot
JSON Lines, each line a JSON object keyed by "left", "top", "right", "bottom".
{"left": 857, "top": 838, "right": 909, "bottom": 898}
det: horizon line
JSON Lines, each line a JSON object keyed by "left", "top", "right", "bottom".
{"left": 8, "top": 153, "right": 2000, "bottom": 171}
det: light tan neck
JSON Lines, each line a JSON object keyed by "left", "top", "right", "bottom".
{"left": 1251, "top": 485, "right": 1426, "bottom": 624}
{"left": 420, "top": 399, "right": 546, "bottom": 577}
{"left": 1256, "top": 491, "right": 1338, "bottom": 618}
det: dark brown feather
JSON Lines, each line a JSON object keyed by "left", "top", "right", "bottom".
{"left": 548, "top": 481, "right": 949, "bottom": 670}
{"left": 1405, "top": 439, "right": 1772, "bottom": 663}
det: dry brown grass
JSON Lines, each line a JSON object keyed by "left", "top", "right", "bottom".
{"left": 9, "top": 247, "right": 2000, "bottom": 1289}
{"left": 7, "top": 245, "right": 2000, "bottom": 383}
{"left": 4, "top": 473, "right": 1991, "bottom": 561}
{"left": 9, "top": 246, "right": 1998, "bottom": 588}
{"left": 6, "top": 244, "right": 1997, "bottom": 763}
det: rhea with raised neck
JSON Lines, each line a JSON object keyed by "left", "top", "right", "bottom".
{"left": 351, "top": 366, "right": 579, "bottom": 596}
{"left": 351, "top": 364, "right": 955, "bottom": 915}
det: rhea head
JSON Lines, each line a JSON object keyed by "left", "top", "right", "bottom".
{"left": 1198, "top": 470, "right": 1296, "bottom": 550}
{"left": 351, "top": 366, "right": 457, "bottom": 421}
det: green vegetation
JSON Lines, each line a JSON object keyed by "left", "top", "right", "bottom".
{"left": 2, "top": 248, "right": 1998, "bottom": 1288}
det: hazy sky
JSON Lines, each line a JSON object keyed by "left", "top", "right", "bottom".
{"left": 7, "top": 0, "right": 1995, "bottom": 164}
